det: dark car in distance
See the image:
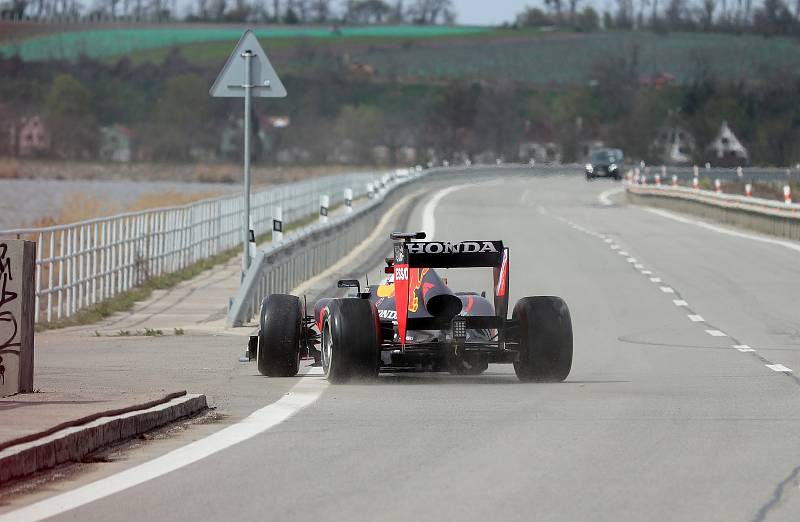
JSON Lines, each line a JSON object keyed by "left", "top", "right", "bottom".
{"left": 585, "top": 149, "right": 624, "bottom": 180}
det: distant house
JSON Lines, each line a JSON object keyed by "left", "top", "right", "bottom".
{"left": 707, "top": 121, "right": 749, "bottom": 165}
{"left": 10, "top": 115, "right": 50, "bottom": 157}
{"left": 99, "top": 124, "right": 134, "bottom": 162}
{"left": 639, "top": 72, "right": 675, "bottom": 89}
{"left": 518, "top": 142, "right": 562, "bottom": 164}
{"left": 650, "top": 126, "right": 695, "bottom": 165}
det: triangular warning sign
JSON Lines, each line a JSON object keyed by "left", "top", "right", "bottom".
{"left": 209, "top": 30, "right": 287, "bottom": 98}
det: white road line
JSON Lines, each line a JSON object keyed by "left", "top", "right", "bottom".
{"left": 634, "top": 263, "right": 644, "bottom": 269}
{"left": 766, "top": 364, "right": 793, "bottom": 372}
{"left": 627, "top": 257, "right": 637, "bottom": 263}
{"left": 734, "top": 344, "right": 755, "bottom": 352}
{"left": 610, "top": 245, "right": 620, "bottom": 250}
{"left": 643, "top": 207, "right": 800, "bottom": 254}
{"left": 604, "top": 238, "right": 613, "bottom": 243}
{"left": 660, "top": 286, "right": 675, "bottom": 293}
{"left": 421, "top": 184, "right": 477, "bottom": 239}
{"left": 618, "top": 251, "right": 629, "bottom": 256}
{"left": 649, "top": 277, "right": 662, "bottom": 283}
{"left": 0, "top": 369, "right": 328, "bottom": 522}
{"left": 598, "top": 186, "right": 625, "bottom": 206}
{"left": 705, "top": 329, "right": 727, "bottom": 337}
{"left": 688, "top": 314, "right": 705, "bottom": 322}
{"left": 641, "top": 270, "right": 652, "bottom": 275}
{"left": 673, "top": 300, "right": 688, "bottom": 306}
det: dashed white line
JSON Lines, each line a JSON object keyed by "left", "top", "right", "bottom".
{"left": 604, "top": 238, "right": 613, "bottom": 243}
{"left": 627, "top": 257, "right": 637, "bottom": 263}
{"left": 766, "top": 364, "right": 793, "bottom": 372}
{"left": 688, "top": 314, "right": 705, "bottom": 322}
{"left": 673, "top": 300, "right": 688, "bottom": 306}
{"left": 618, "top": 251, "right": 629, "bottom": 256}
{"left": 705, "top": 329, "right": 727, "bottom": 337}
{"left": 649, "top": 277, "right": 662, "bottom": 283}
{"left": 659, "top": 286, "right": 675, "bottom": 293}
{"left": 734, "top": 344, "right": 755, "bottom": 352}
{"left": 641, "top": 270, "right": 652, "bottom": 275}
{"left": 610, "top": 245, "right": 620, "bottom": 250}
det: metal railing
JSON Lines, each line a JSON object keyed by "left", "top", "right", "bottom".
{"left": 626, "top": 183, "right": 800, "bottom": 241}
{"left": 227, "top": 168, "right": 430, "bottom": 327}
{"left": 0, "top": 170, "right": 392, "bottom": 323}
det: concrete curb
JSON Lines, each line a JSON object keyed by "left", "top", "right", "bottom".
{"left": 0, "top": 393, "right": 208, "bottom": 485}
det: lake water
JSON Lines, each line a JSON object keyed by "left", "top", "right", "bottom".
{"left": 0, "top": 179, "right": 238, "bottom": 231}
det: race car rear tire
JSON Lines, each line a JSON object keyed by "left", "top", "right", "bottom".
{"left": 257, "top": 294, "right": 302, "bottom": 377}
{"left": 321, "top": 298, "right": 380, "bottom": 383}
{"left": 512, "top": 296, "right": 572, "bottom": 382}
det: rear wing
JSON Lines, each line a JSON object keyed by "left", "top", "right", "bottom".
{"left": 392, "top": 237, "right": 509, "bottom": 346}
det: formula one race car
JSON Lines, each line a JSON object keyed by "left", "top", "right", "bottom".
{"left": 247, "top": 232, "right": 573, "bottom": 383}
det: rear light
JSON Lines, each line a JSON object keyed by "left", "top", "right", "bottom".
{"left": 452, "top": 316, "right": 466, "bottom": 340}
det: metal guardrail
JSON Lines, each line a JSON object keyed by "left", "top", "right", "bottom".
{"left": 0, "top": 170, "right": 393, "bottom": 323}
{"left": 227, "top": 168, "right": 427, "bottom": 327}
{"left": 626, "top": 184, "right": 800, "bottom": 241}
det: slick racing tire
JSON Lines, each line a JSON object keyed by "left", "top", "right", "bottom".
{"left": 512, "top": 296, "right": 573, "bottom": 382}
{"left": 321, "top": 298, "right": 380, "bottom": 383}
{"left": 257, "top": 294, "right": 302, "bottom": 377}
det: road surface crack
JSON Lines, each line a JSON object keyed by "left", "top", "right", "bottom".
{"left": 751, "top": 463, "right": 800, "bottom": 522}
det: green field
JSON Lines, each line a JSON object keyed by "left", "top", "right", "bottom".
{"left": 3, "top": 24, "right": 800, "bottom": 86}
{"left": 0, "top": 24, "right": 490, "bottom": 62}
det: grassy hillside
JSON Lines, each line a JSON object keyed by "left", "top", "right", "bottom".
{"left": 4, "top": 24, "right": 800, "bottom": 86}
{"left": 0, "top": 24, "right": 491, "bottom": 61}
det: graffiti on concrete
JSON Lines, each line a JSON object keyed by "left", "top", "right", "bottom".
{"left": 0, "top": 242, "right": 21, "bottom": 386}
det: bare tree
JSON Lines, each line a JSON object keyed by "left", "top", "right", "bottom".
{"left": 310, "top": 0, "right": 330, "bottom": 21}
{"left": 701, "top": 0, "right": 716, "bottom": 28}
{"left": 568, "top": 0, "right": 581, "bottom": 24}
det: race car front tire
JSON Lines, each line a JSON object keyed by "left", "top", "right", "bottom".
{"left": 257, "top": 294, "right": 302, "bottom": 377}
{"left": 321, "top": 298, "right": 380, "bottom": 383}
{"left": 512, "top": 296, "right": 573, "bottom": 382}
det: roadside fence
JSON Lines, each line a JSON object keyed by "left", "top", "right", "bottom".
{"left": 0, "top": 170, "right": 399, "bottom": 324}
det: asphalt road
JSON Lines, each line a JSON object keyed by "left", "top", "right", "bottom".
{"left": 3, "top": 169, "right": 800, "bottom": 521}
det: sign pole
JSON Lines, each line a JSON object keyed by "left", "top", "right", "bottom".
{"left": 209, "top": 29, "right": 287, "bottom": 283}
{"left": 242, "top": 50, "right": 253, "bottom": 277}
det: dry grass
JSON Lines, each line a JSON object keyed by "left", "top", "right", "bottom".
{"left": 0, "top": 157, "right": 20, "bottom": 179}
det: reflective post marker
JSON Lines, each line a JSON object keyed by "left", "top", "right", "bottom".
{"left": 242, "top": 49, "right": 253, "bottom": 277}
{"left": 273, "top": 206, "right": 283, "bottom": 243}
{"left": 344, "top": 188, "right": 353, "bottom": 214}
{"left": 320, "top": 195, "right": 329, "bottom": 224}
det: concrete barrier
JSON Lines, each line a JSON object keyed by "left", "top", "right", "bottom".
{"left": 626, "top": 185, "right": 800, "bottom": 241}
{"left": 0, "top": 392, "right": 207, "bottom": 485}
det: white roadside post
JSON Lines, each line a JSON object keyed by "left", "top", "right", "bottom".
{"left": 320, "top": 195, "right": 329, "bottom": 224}
{"left": 272, "top": 206, "right": 283, "bottom": 243}
{"left": 344, "top": 188, "right": 353, "bottom": 214}
{"left": 745, "top": 183, "right": 752, "bottom": 197}
{"left": 210, "top": 30, "right": 287, "bottom": 281}
{"left": 248, "top": 217, "right": 257, "bottom": 260}
{"left": 367, "top": 183, "right": 375, "bottom": 200}
{"left": 784, "top": 185, "right": 792, "bottom": 205}
{"left": 714, "top": 179, "right": 722, "bottom": 194}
